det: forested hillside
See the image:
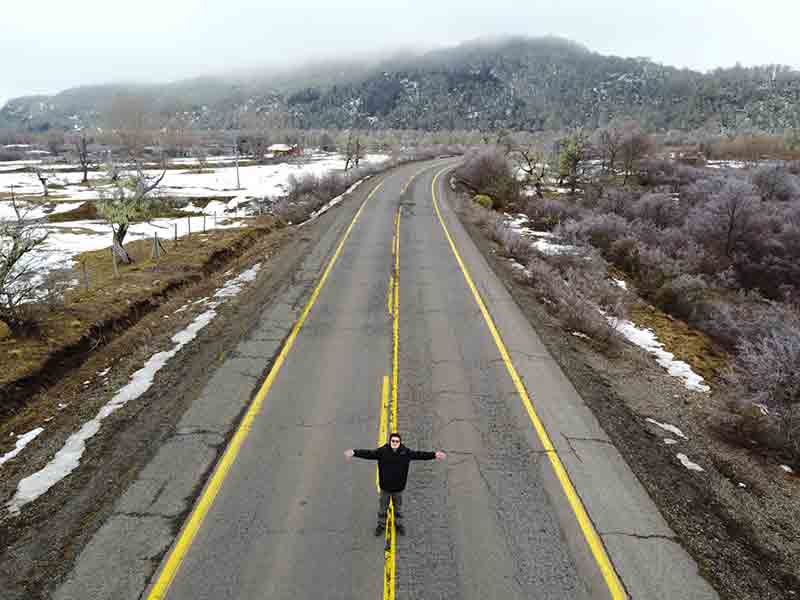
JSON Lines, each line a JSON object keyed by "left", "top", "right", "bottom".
{"left": 3, "top": 37, "right": 800, "bottom": 134}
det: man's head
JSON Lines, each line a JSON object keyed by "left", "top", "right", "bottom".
{"left": 389, "top": 433, "right": 401, "bottom": 451}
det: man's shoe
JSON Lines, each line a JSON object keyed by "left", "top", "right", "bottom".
{"left": 395, "top": 523, "right": 405, "bottom": 536}
{"left": 374, "top": 525, "right": 385, "bottom": 537}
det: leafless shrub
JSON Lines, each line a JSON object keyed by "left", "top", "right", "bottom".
{"left": 751, "top": 165, "right": 800, "bottom": 202}
{"left": 524, "top": 196, "right": 582, "bottom": 230}
{"left": 454, "top": 147, "right": 520, "bottom": 210}
{"left": 525, "top": 258, "right": 622, "bottom": 349}
{"left": 728, "top": 320, "right": 800, "bottom": 465}
{"left": 631, "top": 192, "right": 688, "bottom": 228}
{"left": 654, "top": 274, "right": 709, "bottom": 322}
{"left": 558, "top": 212, "right": 629, "bottom": 252}
{"left": 0, "top": 198, "right": 49, "bottom": 332}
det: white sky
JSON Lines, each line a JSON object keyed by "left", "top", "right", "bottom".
{"left": 2, "top": 0, "right": 800, "bottom": 107}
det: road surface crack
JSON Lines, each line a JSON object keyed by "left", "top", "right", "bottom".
{"left": 601, "top": 531, "right": 678, "bottom": 542}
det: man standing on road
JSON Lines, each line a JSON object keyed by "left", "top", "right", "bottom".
{"left": 345, "top": 432, "right": 446, "bottom": 536}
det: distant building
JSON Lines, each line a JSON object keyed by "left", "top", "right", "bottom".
{"left": 267, "top": 143, "right": 302, "bottom": 158}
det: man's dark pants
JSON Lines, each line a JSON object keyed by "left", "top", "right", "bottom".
{"left": 378, "top": 490, "right": 403, "bottom": 527}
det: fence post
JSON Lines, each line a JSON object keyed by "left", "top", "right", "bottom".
{"left": 112, "top": 249, "right": 119, "bottom": 278}
{"left": 174, "top": 223, "right": 178, "bottom": 247}
{"left": 187, "top": 216, "right": 191, "bottom": 238}
{"left": 203, "top": 215, "right": 206, "bottom": 233}
{"left": 82, "top": 260, "right": 89, "bottom": 291}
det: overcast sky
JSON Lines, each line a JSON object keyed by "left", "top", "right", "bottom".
{"left": 3, "top": 0, "right": 799, "bottom": 108}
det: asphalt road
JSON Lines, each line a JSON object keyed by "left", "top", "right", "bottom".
{"left": 147, "top": 161, "right": 585, "bottom": 599}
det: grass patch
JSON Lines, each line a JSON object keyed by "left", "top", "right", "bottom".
{"left": 630, "top": 302, "right": 729, "bottom": 385}
{"left": 0, "top": 216, "right": 283, "bottom": 399}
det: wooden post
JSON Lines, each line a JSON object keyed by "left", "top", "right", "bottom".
{"left": 203, "top": 215, "right": 206, "bottom": 233}
{"left": 151, "top": 232, "right": 161, "bottom": 260}
{"left": 187, "top": 216, "right": 191, "bottom": 238}
{"left": 112, "top": 248, "right": 119, "bottom": 278}
{"left": 82, "top": 260, "right": 89, "bottom": 291}
{"left": 174, "top": 223, "right": 178, "bottom": 247}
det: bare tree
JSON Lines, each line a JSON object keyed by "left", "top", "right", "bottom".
{"left": 689, "top": 180, "right": 760, "bottom": 259}
{"left": 510, "top": 147, "right": 549, "bottom": 199}
{"left": 593, "top": 124, "right": 625, "bottom": 175}
{"left": 97, "top": 162, "right": 166, "bottom": 265}
{"left": 75, "top": 133, "right": 95, "bottom": 183}
{"left": 0, "top": 191, "right": 49, "bottom": 332}
{"left": 33, "top": 167, "right": 49, "bottom": 197}
{"left": 190, "top": 145, "right": 209, "bottom": 171}
{"left": 558, "top": 131, "right": 590, "bottom": 193}
{"left": 618, "top": 122, "right": 653, "bottom": 185}
{"left": 344, "top": 131, "right": 364, "bottom": 171}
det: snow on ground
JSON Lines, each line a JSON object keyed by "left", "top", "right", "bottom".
{"left": 0, "top": 152, "right": 389, "bottom": 207}
{"left": 0, "top": 200, "right": 85, "bottom": 221}
{"left": 503, "top": 213, "right": 576, "bottom": 255}
{"left": 0, "top": 428, "right": 45, "bottom": 467}
{"left": 6, "top": 264, "right": 262, "bottom": 514}
{"left": 20, "top": 215, "right": 247, "bottom": 290}
{"left": 781, "top": 465, "right": 795, "bottom": 474}
{"left": 706, "top": 160, "right": 747, "bottom": 170}
{"left": 646, "top": 417, "right": 688, "bottom": 439}
{"left": 677, "top": 453, "right": 704, "bottom": 472}
{"left": 609, "top": 317, "right": 711, "bottom": 392}
{"left": 613, "top": 278, "right": 628, "bottom": 290}
{"left": 1, "top": 152, "right": 387, "bottom": 288}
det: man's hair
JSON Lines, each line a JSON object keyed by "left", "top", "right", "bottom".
{"left": 389, "top": 432, "right": 401, "bottom": 442}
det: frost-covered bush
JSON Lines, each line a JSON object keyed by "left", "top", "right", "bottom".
{"left": 751, "top": 165, "right": 800, "bottom": 203}
{"left": 489, "top": 220, "right": 533, "bottom": 261}
{"left": 654, "top": 274, "right": 709, "bottom": 322}
{"left": 525, "top": 258, "right": 622, "bottom": 347}
{"left": 596, "top": 188, "right": 636, "bottom": 217}
{"left": 688, "top": 179, "right": 760, "bottom": 260}
{"left": 455, "top": 147, "right": 520, "bottom": 210}
{"left": 557, "top": 212, "right": 629, "bottom": 252}
{"left": 631, "top": 192, "right": 688, "bottom": 229}
{"left": 729, "top": 320, "right": 800, "bottom": 465}
{"left": 524, "top": 197, "right": 582, "bottom": 230}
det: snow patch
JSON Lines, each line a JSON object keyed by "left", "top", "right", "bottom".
{"left": 608, "top": 318, "right": 711, "bottom": 392}
{"left": 677, "top": 453, "right": 704, "bottom": 472}
{"left": 646, "top": 418, "right": 688, "bottom": 439}
{"left": 0, "top": 428, "right": 44, "bottom": 466}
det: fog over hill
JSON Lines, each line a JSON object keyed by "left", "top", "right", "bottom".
{"left": 2, "top": 37, "right": 799, "bottom": 134}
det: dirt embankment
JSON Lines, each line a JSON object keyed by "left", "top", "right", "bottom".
{"left": 448, "top": 189, "right": 800, "bottom": 600}
{"left": 0, "top": 217, "right": 283, "bottom": 421}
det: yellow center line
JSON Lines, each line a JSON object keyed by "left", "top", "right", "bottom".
{"left": 430, "top": 166, "right": 627, "bottom": 600}
{"left": 377, "top": 376, "right": 389, "bottom": 492}
{"left": 145, "top": 177, "right": 386, "bottom": 600}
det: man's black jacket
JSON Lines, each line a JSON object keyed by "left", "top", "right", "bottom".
{"left": 353, "top": 444, "right": 436, "bottom": 492}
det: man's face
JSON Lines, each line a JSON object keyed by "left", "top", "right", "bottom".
{"left": 390, "top": 437, "right": 401, "bottom": 451}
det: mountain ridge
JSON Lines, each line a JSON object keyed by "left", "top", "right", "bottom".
{"left": 2, "top": 36, "right": 799, "bottom": 134}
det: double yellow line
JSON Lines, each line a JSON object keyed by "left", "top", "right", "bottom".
{"left": 430, "top": 167, "right": 626, "bottom": 600}
{"left": 381, "top": 204, "right": 402, "bottom": 600}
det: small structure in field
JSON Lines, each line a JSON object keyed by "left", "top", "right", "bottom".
{"left": 267, "top": 144, "right": 302, "bottom": 158}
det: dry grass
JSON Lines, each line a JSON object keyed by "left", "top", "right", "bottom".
{"left": 0, "top": 216, "right": 283, "bottom": 389}
{"left": 630, "top": 302, "right": 729, "bottom": 385}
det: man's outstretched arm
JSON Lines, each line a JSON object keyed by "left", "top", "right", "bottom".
{"left": 344, "top": 448, "right": 380, "bottom": 461}
{"left": 408, "top": 450, "right": 447, "bottom": 461}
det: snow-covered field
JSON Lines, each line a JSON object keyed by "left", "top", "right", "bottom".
{"left": 0, "top": 152, "right": 388, "bottom": 286}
